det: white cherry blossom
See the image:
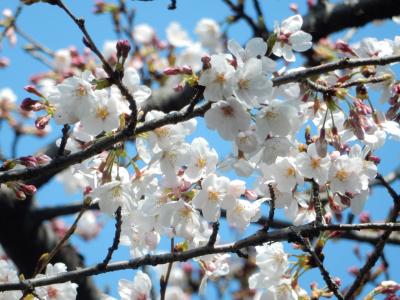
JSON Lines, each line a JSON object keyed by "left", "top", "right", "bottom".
{"left": 118, "top": 271, "right": 152, "bottom": 300}
{"left": 272, "top": 15, "right": 312, "bottom": 62}
{"left": 204, "top": 97, "right": 251, "bottom": 140}
{"left": 199, "top": 54, "right": 235, "bottom": 101}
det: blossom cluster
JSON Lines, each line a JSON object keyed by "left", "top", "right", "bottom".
{"left": 0, "top": 8, "right": 399, "bottom": 300}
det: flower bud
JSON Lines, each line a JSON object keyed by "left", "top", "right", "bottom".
{"left": 163, "top": 67, "right": 181, "bottom": 76}
{"left": 116, "top": 40, "right": 131, "bottom": 60}
{"left": 181, "top": 65, "right": 193, "bottom": 75}
{"left": 19, "top": 183, "right": 37, "bottom": 195}
{"left": 36, "top": 154, "right": 52, "bottom": 165}
{"left": 19, "top": 156, "right": 38, "bottom": 167}
{"left": 20, "top": 98, "right": 43, "bottom": 112}
{"left": 35, "top": 115, "right": 50, "bottom": 130}
{"left": 24, "top": 85, "right": 44, "bottom": 98}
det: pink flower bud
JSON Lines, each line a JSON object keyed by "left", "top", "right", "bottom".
{"left": 116, "top": 39, "right": 131, "bottom": 59}
{"left": 20, "top": 98, "right": 43, "bottom": 112}
{"left": 201, "top": 55, "right": 211, "bottom": 70}
{"left": 163, "top": 67, "right": 181, "bottom": 76}
{"left": 348, "top": 266, "right": 360, "bottom": 276}
{"left": 368, "top": 155, "right": 381, "bottom": 165}
{"left": 289, "top": 3, "right": 299, "bottom": 14}
{"left": 24, "top": 85, "right": 44, "bottom": 98}
{"left": 181, "top": 65, "right": 193, "bottom": 75}
{"left": 19, "top": 156, "right": 38, "bottom": 167}
{"left": 35, "top": 115, "right": 50, "bottom": 130}
{"left": 19, "top": 183, "right": 37, "bottom": 195}
{"left": 174, "top": 84, "right": 184, "bottom": 92}
{"left": 359, "top": 212, "right": 371, "bottom": 223}
{"left": 335, "top": 40, "right": 357, "bottom": 56}
{"left": 0, "top": 57, "right": 10, "bottom": 68}
{"left": 244, "top": 189, "right": 258, "bottom": 201}
{"left": 36, "top": 154, "right": 52, "bottom": 165}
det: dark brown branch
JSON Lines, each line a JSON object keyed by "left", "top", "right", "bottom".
{"left": 57, "top": 124, "right": 70, "bottom": 157}
{"left": 0, "top": 101, "right": 211, "bottom": 184}
{"left": 0, "top": 221, "right": 400, "bottom": 292}
{"left": 207, "top": 222, "right": 220, "bottom": 247}
{"left": 264, "top": 184, "right": 275, "bottom": 232}
{"left": 302, "top": 0, "right": 400, "bottom": 41}
{"left": 2, "top": 53, "right": 400, "bottom": 185}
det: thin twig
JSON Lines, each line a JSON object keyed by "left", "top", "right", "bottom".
{"left": 31, "top": 198, "right": 91, "bottom": 278}
{"left": 298, "top": 235, "right": 344, "bottom": 300}
{"left": 264, "top": 183, "right": 275, "bottom": 232}
{"left": 160, "top": 238, "right": 174, "bottom": 300}
{"left": 312, "top": 180, "right": 323, "bottom": 225}
{"left": 345, "top": 182, "right": 400, "bottom": 299}
{"left": 98, "top": 207, "right": 122, "bottom": 269}
{"left": 207, "top": 222, "right": 220, "bottom": 247}
{"left": 0, "top": 4, "right": 23, "bottom": 44}
{"left": 57, "top": 124, "right": 70, "bottom": 157}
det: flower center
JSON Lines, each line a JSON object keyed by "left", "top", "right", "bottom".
{"left": 215, "top": 73, "right": 226, "bottom": 85}
{"left": 75, "top": 84, "right": 88, "bottom": 97}
{"left": 196, "top": 157, "right": 207, "bottom": 169}
{"left": 96, "top": 106, "right": 109, "bottom": 120}
{"left": 238, "top": 78, "right": 250, "bottom": 90}
{"left": 335, "top": 169, "right": 349, "bottom": 182}
{"left": 208, "top": 190, "right": 220, "bottom": 202}
{"left": 221, "top": 105, "right": 234, "bottom": 117}
{"left": 311, "top": 158, "right": 321, "bottom": 169}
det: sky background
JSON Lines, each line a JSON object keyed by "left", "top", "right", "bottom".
{"left": 0, "top": 0, "right": 400, "bottom": 299}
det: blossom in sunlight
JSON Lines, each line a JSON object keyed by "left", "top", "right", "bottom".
{"left": 195, "top": 18, "right": 221, "bottom": 50}
{"left": 118, "top": 271, "right": 152, "bottom": 300}
{"left": 166, "top": 22, "right": 192, "bottom": 47}
{"left": 272, "top": 14, "right": 312, "bottom": 62}
{"left": 204, "top": 97, "right": 251, "bottom": 140}
{"left": 228, "top": 38, "right": 276, "bottom": 74}
{"left": 184, "top": 137, "right": 218, "bottom": 182}
{"left": 0, "top": 259, "right": 22, "bottom": 299}
{"left": 35, "top": 263, "right": 78, "bottom": 300}
{"left": 199, "top": 54, "right": 235, "bottom": 101}
{"left": 192, "top": 174, "right": 229, "bottom": 222}
{"left": 133, "top": 23, "right": 155, "bottom": 44}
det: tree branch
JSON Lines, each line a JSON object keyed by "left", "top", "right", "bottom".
{"left": 0, "top": 221, "right": 399, "bottom": 292}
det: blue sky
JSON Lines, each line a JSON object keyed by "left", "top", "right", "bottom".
{"left": 1, "top": 0, "right": 400, "bottom": 298}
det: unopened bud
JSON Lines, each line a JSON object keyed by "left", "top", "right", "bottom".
{"left": 244, "top": 189, "right": 258, "bottom": 201}
{"left": 335, "top": 40, "right": 357, "bottom": 56}
{"left": 368, "top": 155, "right": 381, "bottom": 165}
{"left": 19, "top": 184, "right": 36, "bottom": 195}
{"left": 36, "top": 154, "right": 52, "bottom": 165}
{"left": 116, "top": 39, "right": 131, "bottom": 60}
{"left": 201, "top": 55, "right": 211, "bottom": 70}
{"left": 163, "top": 67, "right": 181, "bottom": 76}
{"left": 174, "top": 84, "right": 184, "bottom": 92}
{"left": 24, "top": 85, "right": 44, "bottom": 98}
{"left": 359, "top": 212, "right": 371, "bottom": 223}
{"left": 181, "top": 65, "right": 193, "bottom": 75}
{"left": 0, "top": 57, "right": 10, "bottom": 68}
{"left": 20, "top": 98, "right": 43, "bottom": 112}
{"left": 35, "top": 115, "right": 50, "bottom": 130}
{"left": 289, "top": 3, "right": 299, "bottom": 14}
{"left": 19, "top": 156, "right": 38, "bottom": 167}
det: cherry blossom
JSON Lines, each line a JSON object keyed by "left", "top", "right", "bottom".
{"left": 272, "top": 15, "right": 312, "bottom": 62}
{"left": 118, "top": 271, "right": 152, "bottom": 300}
{"left": 35, "top": 263, "right": 78, "bottom": 300}
{"left": 204, "top": 97, "right": 251, "bottom": 140}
